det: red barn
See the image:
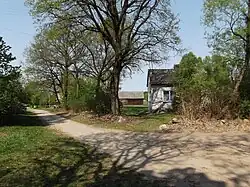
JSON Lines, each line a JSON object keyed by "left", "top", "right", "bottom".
{"left": 119, "top": 91, "right": 144, "bottom": 105}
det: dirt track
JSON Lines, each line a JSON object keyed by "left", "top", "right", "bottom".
{"left": 33, "top": 109, "right": 250, "bottom": 187}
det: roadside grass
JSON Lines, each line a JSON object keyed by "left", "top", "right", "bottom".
{"left": 44, "top": 106, "right": 175, "bottom": 132}
{"left": 71, "top": 113, "right": 174, "bottom": 132}
{"left": 121, "top": 105, "right": 148, "bottom": 116}
{"left": 0, "top": 113, "right": 111, "bottom": 187}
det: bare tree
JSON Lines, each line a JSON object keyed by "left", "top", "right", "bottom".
{"left": 25, "top": 23, "right": 88, "bottom": 109}
{"left": 27, "top": 0, "right": 181, "bottom": 115}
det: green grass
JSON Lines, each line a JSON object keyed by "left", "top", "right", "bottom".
{"left": 0, "top": 112, "right": 185, "bottom": 187}
{"left": 42, "top": 106, "right": 175, "bottom": 132}
{"left": 0, "top": 112, "right": 184, "bottom": 187}
{"left": 71, "top": 113, "right": 174, "bottom": 132}
{"left": 121, "top": 105, "right": 148, "bottom": 116}
{"left": 0, "top": 113, "right": 111, "bottom": 187}
{"left": 68, "top": 105, "right": 174, "bottom": 132}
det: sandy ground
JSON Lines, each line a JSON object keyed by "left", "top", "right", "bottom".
{"left": 33, "top": 109, "right": 250, "bottom": 187}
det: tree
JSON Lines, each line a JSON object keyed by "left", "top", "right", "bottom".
{"left": 24, "top": 80, "right": 58, "bottom": 107}
{"left": 25, "top": 25, "right": 113, "bottom": 113}
{"left": 25, "top": 35, "right": 63, "bottom": 106}
{"left": 0, "top": 37, "right": 26, "bottom": 121}
{"left": 174, "top": 52, "right": 234, "bottom": 119}
{"left": 26, "top": 0, "right": 181, "bottom": 115}
{"left": 25, "top": 23, "right": 89, "bottom": 110}
{"left": 203, "top": 0, "right": 250, "bottom": 98}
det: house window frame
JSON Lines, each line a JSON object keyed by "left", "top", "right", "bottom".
{"left": 163, "top": 90, "right": 173, "bottom": 102}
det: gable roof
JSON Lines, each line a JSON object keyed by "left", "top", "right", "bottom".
{"left": 147, "top": 69, "right": 174, "bottom": 87}
{"left": 119, "top": 91, "right": 144, "bottom": 99}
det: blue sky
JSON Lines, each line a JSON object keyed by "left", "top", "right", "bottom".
{"left": 0, "top": 0, "right": 209, "bottom": 91}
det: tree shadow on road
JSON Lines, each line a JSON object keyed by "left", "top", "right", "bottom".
{"left": 82, "top": 132, "right": 250, "bottom": 187}
{"left": 2, "top": 111, "right": 250, "bottom": 186}
{"left": 1, "top": 132, "right": 228, "bottom": 187}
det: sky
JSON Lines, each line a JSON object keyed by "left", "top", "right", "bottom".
{"left": 0, "top": 0, "right": 209, "bottom": 91}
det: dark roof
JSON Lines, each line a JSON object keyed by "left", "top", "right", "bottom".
{"left": 147, "top": 69, "right": 174, "bottom": 87}
{"left": 119, "top": 91, "right": 144, "bottom": 99}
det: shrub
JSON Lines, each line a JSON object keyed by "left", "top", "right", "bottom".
{"left": 68, "top": 79, "right": 111, "bottom": 114}
{"left": 174, "top": 53, "right": 234, "bottom": 119}
{"left": 239, "top": 100, "right": 250, "bottom": 119}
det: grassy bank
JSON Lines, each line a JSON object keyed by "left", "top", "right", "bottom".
{"left": 0, "top": 112, "right": 183, "bottom": 187}
{"left": 0, "top": 112, "right": 111, "bottom": 187}
{"left": 45, "top": 106, "right": 174, "bottom": 132}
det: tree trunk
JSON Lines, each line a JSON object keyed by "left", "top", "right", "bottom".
{"left": 110, "top": 68, "right": 121, "bottom": 115}
{"left": 52, "top": 80, "right": 61, "bottom": 105}
{"left": 75, "top": 66, "right": 80, "bottom": 99}
{"left": 63, "top": 68, "right": 69, "bottom": 110}
{"left": 76, "top": 75, "right": 80, "bottom": 99}
{"left": 95, "top": 76, "right": 102, "bottom": 114}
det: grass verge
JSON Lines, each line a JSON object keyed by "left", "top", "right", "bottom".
{"left": 0, "top": 112, "right": 111, "bottom": 187}
{"left": 44, "top": 106, "right": 175, "bottom": 132}
{"left": 0, "top": 112, "right": 224, "bottom": 186}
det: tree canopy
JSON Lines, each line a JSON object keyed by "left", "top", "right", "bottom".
{"left": 174, "top": 52, "right": 235, "bottom": 119}
{"left": 203, "top": 0, "right": 250, "bottom": 97}
{"left": 25, "top": 0, "right": 181, "bottom": 114}
{"left": 0, "top": 37, "right": 26, "bottom": 122}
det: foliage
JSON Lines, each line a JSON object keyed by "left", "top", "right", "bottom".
{"left": 239, "top": 100, "right": 250, "bottom": 119}
{"left": 0, "top": 37, "right": 26, "bottom": 120}
{"left": 0, "top": 113, "right": 111, "bottom": 187}
{"left": 24, "top": 81, "right": 58, "bottom": 107}
{"left": 174, "top": 52, "right": 234, "bottom": 119}
{"left": 122, "top": 106, "right": 148, "bottom": 116}
{"left": 26, "top": 0, "right": 181, "bottom": 115}
{"left": 68, "top": 78, "right": 111, "bottom": 114}
{"left": 203, "top": 0, "right": 250, "bottom": 98}
{"left": 24, "top": 24, "right": 114, "bottom": 113}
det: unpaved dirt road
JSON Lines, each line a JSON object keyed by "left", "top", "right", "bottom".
{"left": 33, "top": 109, "right": 250, "bottom": 187}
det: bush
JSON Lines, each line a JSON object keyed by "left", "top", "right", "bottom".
{"left": 174, "top": 53, "right": 234, "bottom": 119}
{"left": 239, "top": 100, "right": 250, "bottom": 119}
{"left": 68, "top": 79, "right": 111, "bottom": 114}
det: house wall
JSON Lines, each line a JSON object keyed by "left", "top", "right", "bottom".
{"left": 148, "top": 85, "right": 173, "bottom": 112}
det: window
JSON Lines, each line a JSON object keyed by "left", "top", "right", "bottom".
{"left": 163, "top": 90, "right": 173, "bottom": 102}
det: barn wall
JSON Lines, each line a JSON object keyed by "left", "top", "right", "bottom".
{"left": 120, "top": 99, "right": 144, "bottom": 105}
{"left": 127, "top": 99, "right": 143, "bottom": 105}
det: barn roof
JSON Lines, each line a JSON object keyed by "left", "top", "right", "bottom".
{"left": 147, "top": 69, "right": 174, "bottom": 87}
{"left": 119, "top": 91, "right": 144, "bottom": 99}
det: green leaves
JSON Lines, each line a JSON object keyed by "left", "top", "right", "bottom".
{"left": 203, "top": 0, "right": 246, "bottom": 26}
{"left": 174, "top": 52, "right": 234, "bottom": 118}
{"left": 0, "top": 37, "right": 25, "bottom": 118}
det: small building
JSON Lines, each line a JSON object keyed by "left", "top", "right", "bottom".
{"left": 147, "top": 69, "right": 174, "bottom": 113}
{"left": 119, "top": 91, "right": 144, "bottom": 105}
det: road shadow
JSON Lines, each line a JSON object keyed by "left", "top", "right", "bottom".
{"left": 0, "top": 111, "right": 66, "bottom": 127}
{"left": 2, "top": 111, "right": 250, "bottom": 186}
{"left": 81, "top": 132, "right": 250, "bottom": 187}
{"left": 0, "top": 136, "right": 226, "bottom": 187}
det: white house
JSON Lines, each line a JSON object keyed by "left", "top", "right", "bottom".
{"left": 147, "top": 69, "right": 174, "bottom": 113}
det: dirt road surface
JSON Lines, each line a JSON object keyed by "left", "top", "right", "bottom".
{"left": 33, "top": 109, "right": 250, "bottom": 187}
